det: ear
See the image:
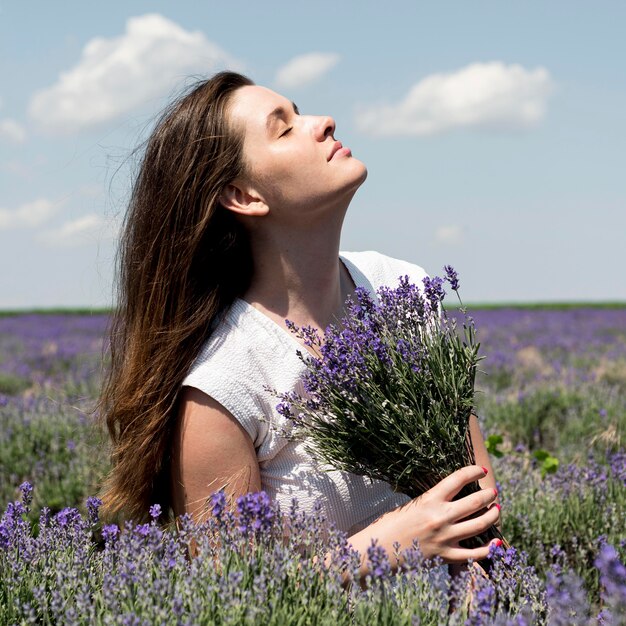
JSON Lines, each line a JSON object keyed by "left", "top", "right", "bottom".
{"left": 220, "top": 182, "right": 269, "bottom": 217}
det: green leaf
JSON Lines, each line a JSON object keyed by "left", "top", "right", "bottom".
{"left": 542, "top": 456, "right": 559, "bottom": 475}
{"left": 485, "top": 434, "right": 504, "bottom": 457}
{"left": 533, "top": 449, "right": 559, "bottom": 478}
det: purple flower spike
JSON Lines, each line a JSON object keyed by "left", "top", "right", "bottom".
{"left": 276, "top": 401, "right": 293, "bottom": 419}
{"left": 55, "top": 507, "right": 81, "bottom": 528}
{"left": 86, "top": 496, "right": 102, "bottom": 525}
{"left": 19, "top": 481, "right": 34, "bottom": 508}
{"left": 546, "top": 568, "right": 591, "bottom": 625}
{"left": 211, "top": 490, "right": 227, "bottom": 516}
{"left": 444, "top": 265, "right": 460, "bottom": 291}
{"left": 149, "top": 503, "right": 162, "bottom": 521}
{"left": 236, "top": 491, "right": 274, "bottom": 537}
{"left": 366, "top": 540, "right": 392, "bottom": 580}
{"left": 467, "top": 576, "right": 497, "bottom": 625}
{"left": 596, "top": 543, "right": 626, "bottom": 616}
{"left": 422, "top": 275, "right": 445, "bottom": 312}
{"left": 101, "top": 523, "right": 119, "bottom": 542}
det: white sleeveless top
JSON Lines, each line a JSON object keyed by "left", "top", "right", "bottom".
{"left": 183, "top": 251, "right": 429, "bottom": 535}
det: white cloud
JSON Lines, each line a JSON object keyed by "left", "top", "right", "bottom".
{"left": 356, "top": 62, "right": 554, "bottom": 137}
{"left": 38, "top": 213, "right": 120, "bottom": 247}
{"left": 0, "top": 119, "right": 26, "bottom": 143}
{"left": 0, "top": 198, "right": 58, "bottom": 230}
{"left": 1, "top": 155, "right": 47, "bottom": 180}
{"left": 435, "top": 225, "right": 464, "bottom": 245}
{"left": 275, "top": 52, "right": 340, "bottom": 89}
{"left": 29, "top": 13, "right": 241, "bottom": 134}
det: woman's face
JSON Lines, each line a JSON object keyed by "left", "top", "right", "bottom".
{"left": 228, "top": 85, "right": 367, "bottom": 219}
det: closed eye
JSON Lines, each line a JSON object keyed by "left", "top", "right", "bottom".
{"left": 280, "top": 103, "right": 299, "bottom": 137}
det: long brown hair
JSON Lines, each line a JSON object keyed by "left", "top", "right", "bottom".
{"left": 99, "top": 71, "right": 254, "bottom": 523}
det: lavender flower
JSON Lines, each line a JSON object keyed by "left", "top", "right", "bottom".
{"left": 210, "top": 490, "right": 227, "bottom": 521}
{"left": 545, "top": 568, "right": 591, "bottom": 625}
{"left": 276, "top": 271, "right": 500, "bottom": 550}
{"left": 444, "top": 265, "right": 460, "bottom": 292}
{"left": 596, "top": 543, "right": 626, "bottom": 619}
{"left": 102, "top": 523, "right": 119, "bottom": 542}
{"left": 55, "top": 507, "right": 81, "bottom": 528}
{"left": 2, "top": 303, "right": 626, "bottom": 624}
{"left": 1, "top": 482, "right": 625, "bottom": 624}
{"left": 467, "top": 575, "right": 497, "bottom": 625}
{"left": 236, "top": 491, "right": 274, "bottom": 537}
{"left": 149, "top": 503, "right": 162, "bottom": 521}
{"left": 86, "top": 496, "right": 102, "bottom": 525}
{"left": 19, "top": 481, "right": 33, "bottom": 508}
{"left": 422, "top": 275, "right": 445, "bottom": 312}
{"left": 366, "top": 540, "right": 392, "bottom": 581}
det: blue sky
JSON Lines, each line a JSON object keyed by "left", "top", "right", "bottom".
{"left": 1, "top": 1, "right": 624, "bottom": 308}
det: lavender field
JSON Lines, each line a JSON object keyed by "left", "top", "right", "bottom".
{"left": 1, "top": 308, "right": 625, "bottom": 624}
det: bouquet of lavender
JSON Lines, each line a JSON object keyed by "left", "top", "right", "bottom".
{"left": 276, "top": 266, "right": 503, "bottom": 550}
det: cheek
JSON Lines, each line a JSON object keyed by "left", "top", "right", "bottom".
{"left": 243, "top": 142, "right": 328, "bottom": 205}
{"left": 257, "top": 153, "right": 319, "bottom": 193}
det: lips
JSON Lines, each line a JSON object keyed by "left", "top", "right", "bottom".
{"left": 327, "top": 141, "right": 343, "bottom": 161}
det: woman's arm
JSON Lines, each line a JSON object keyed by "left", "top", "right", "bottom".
{"left": 445, "top": 415, "right": 501, "bottom": 581}
{"left": 335, "top": 465, "right": 500, "bottom": 584}
{"left": 171, "top": 387, "right": 262, "bottom": 523}
{"left": 470, "top": 415, "right": 496, "bottom": 489}
{"left": 469, "top": 414, "right": 501, "bottom": 526}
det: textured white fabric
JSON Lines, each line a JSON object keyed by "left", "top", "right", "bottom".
{"left": 183, "top": 250, "right": 429, "bottom": 535}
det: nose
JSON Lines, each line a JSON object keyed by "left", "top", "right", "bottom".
{"left": 314, "top": 115, "right": 335, "bottom": 141}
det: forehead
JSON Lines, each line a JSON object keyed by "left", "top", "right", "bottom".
{"left": 229, "top": 85, "right": 291, "bottom": 134}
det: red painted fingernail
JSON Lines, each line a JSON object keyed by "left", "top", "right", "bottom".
{"left": 494, "top": 503, "right": 501, "bottom": 511}
{"left": 493, "top": 539, "right": 503, "bottom": 547}
{"left": 493, "top": 488, "right": 498, "bottom": 497}
{"left": 481, "top": 466, "right": 488, "bottom": 475}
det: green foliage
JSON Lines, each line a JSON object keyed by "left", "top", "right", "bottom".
{"left": 0, "top": 373, "right": 31, "bottom": 395}
{"left": 532, "top": 449, "right": 559, "bottom": 478}
{"left": 0, "top": 398, "right": 109, "bottom": 522}
{"left": 487, "top": 439, "right": 559, "bottom": 478}
{"left": 477, "top": 384, "right": 625, "bottom": 459}
{"left": 481, "top": 367, "right": 515, "bottom": 392}
{"left": 485, "top": 434, "right": 504, "bottom": 458}
{"left": 496, "top": 454, "right": 626, "bottom": 596}
{"left": 598, "top": 360, "right": 626, "bottom": 393}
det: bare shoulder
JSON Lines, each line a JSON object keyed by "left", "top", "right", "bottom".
{"left": 176, "top": 386, "right": 255, "bottom": 451}
{"left": 171, "top": 386, "right": 262, "bottom": 521}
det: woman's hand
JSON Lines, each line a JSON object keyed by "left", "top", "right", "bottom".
{"left": 344, "top": 465, "right": 501, "bottom": 580}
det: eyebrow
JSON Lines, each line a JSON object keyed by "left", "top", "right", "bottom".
{"left": 265, "top": 101, "right": 300, "bottom": 132}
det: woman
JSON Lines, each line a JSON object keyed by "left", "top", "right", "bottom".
{"left": 100, "top": 71, "right": 501, "bottom": 580}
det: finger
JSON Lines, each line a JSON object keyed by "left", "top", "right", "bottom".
{"left": 450, "top": 487, "right": 499, "bottom": 521}
{"left": 443, "top": 539, "right": 502, "bottom": 564}
{"left": 450, "top": 505, "right": 501, "bottom": 542}
{"left": 433, "top": 466, "right": 489, "bottom": 501}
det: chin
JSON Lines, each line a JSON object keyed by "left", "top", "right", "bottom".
{"left": 350, "top": 160, "right": 368, "bottom": 188}
{"left": 337, "top": 168, "right": 368, "bottom": 205}
{"left": 342, "top": 153, "right": 367, "bottom": 177}
{"left": 358, "top": 164, "right": 368, "bottom": 183}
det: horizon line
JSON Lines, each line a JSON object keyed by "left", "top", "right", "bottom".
{"left": 1, "top": 300, "right": 626, "bottom": 317}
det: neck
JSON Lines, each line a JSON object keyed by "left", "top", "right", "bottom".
{"left": 243, "top": 210, "right": 354, "bottom": 331}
